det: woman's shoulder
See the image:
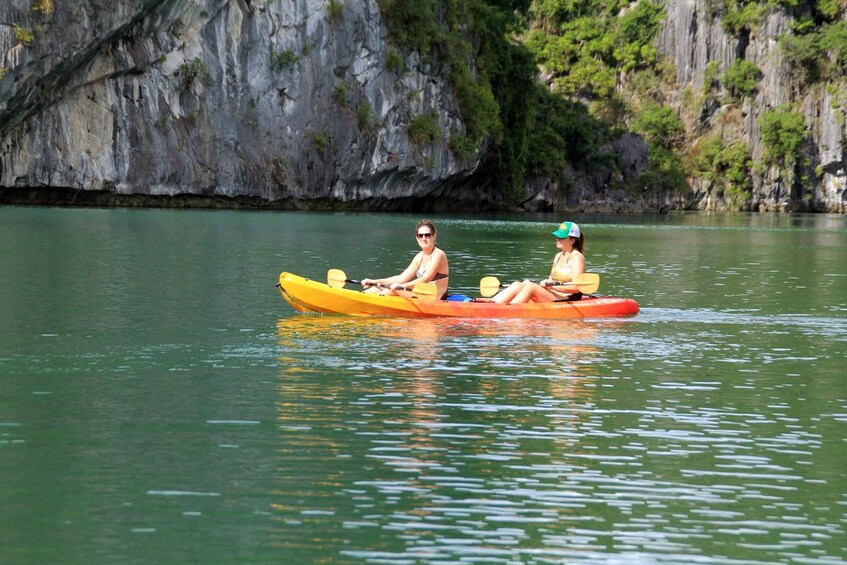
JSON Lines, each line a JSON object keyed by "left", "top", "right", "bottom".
{"left": 432, "top": 247, "right": 448, "bottom": 268}
{"left": 569, "top": 249, "right": 586, "bottom": 265}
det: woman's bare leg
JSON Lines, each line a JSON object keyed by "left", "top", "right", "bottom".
{"left": 492, "top": 280, "right": 526, "bottom": 304}
{"left": 511, "top": 282, "right": 557, "bottom": 304}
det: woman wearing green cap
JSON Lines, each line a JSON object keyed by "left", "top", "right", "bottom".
{"left": 491, "top": 221, "right": 585, "bottom": 304}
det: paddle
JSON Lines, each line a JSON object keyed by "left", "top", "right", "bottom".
{"left": 479, "top": 273, "right": 601, "bottom": 298}
{"left": 327, "top": 268, "right": 364, "bottom": 288}
{"left": 327, "top": 269, "right": 439, "bottom": 302}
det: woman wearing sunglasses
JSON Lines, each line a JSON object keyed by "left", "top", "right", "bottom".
{"left": 361, "top": 220, "right": 450, "bottom": 299}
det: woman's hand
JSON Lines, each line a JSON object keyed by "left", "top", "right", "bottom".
{"left": 361, "top": 278, "right": 374, "bottom": 288}
{"left": 389, "top": 282, "right": 408, "bottom": 291}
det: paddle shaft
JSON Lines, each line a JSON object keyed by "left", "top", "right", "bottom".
{"left": 542, "top": 281, "right": 576, "bottom": 289}
{"left": 486, "top": 281, "right": 580, "bottom": 291}
{"left": 362, "top": 279, "right": 438, "bottom": 300}
{"left": 361, "top": 280, "right": 413, "bottom": 291}
{"left": 479, "top": 273, "right": 600, "bottom": 297}
{"left": 339, "top": 276, "right": 406, "bottom": 290}
{"left": 328, "top": 269, "right": 383, "bottom": 288}
{"left": 327, "top": 269, "right": 435, "bottom": 298}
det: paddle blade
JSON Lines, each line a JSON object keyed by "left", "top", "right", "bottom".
{"left": 573, "top": 273, "right": 600, "bottom": 294}
{"left": 327, "top": 268, "right": 348, "bottom": 288}
{"left": 479, "top": 276, "right": 501, "bottom": 298}
{"left": 411, "top": 282, "right": 439, "bottom": 303}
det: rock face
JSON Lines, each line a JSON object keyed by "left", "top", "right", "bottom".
{"left": 1, "top": 0, "right": 845, "bottom": 212}
{"left": 1, "top": 0, "right": 505, "bottom": 209}
{"left": 657, "top": 0, "right": 845, "bottom": 212}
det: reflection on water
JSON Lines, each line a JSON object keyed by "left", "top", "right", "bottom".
{"left": 271, "top": 314, "right": 846, "bottom": 564}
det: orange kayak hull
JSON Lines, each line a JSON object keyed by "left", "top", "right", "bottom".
{"left": 278, "top": 272, "right": 639, "bottom": 319}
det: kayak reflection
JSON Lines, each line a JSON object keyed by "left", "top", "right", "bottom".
{"left": 274, "top": 314, "right": 611, "bottom": 404}
{"left": 271, "top": 315, "right": 618, "bottom": 540}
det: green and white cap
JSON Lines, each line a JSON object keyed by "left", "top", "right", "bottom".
{"left": 551, "top": 221, "right": 581, "bottom": 238}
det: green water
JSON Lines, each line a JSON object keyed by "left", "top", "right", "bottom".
{"left": 1, "top": 207, "right": 845, "bottom": 564}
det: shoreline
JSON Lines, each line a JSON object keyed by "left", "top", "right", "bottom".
{"left": 1, "top": 186, "right": 841, "bottom": 214}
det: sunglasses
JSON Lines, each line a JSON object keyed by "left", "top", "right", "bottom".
{"left": 416, "top": 232, "right": 434, "bottom": 239}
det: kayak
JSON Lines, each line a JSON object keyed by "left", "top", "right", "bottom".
{"left": 279, "top": 272, "right": 639, "bottom": 319}
{"left": 278, "top": 272, "right": 639, "bottom": 319}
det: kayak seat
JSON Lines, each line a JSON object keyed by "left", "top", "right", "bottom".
{"left": 446, "top": 294, "right": 475, "bottom": 302}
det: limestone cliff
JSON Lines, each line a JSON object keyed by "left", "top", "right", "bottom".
{"left": 656, "top": 0, "right": 845, "bottom": 212}
{"left": 1, "top": 0, "right": 501, "bottom": 210}
{"left": 1, "top": 0, "right": 845, "bottom": 213}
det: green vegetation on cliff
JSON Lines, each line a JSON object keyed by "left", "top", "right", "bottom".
{"left": 723, "top": 60, "right": 762, "bottom": 99}
{"left": 691, "top": 135, "right": 753, "bottom": 205}
{"left": 13, "top": 23, "right": 35, "bottom": 46}
{"left": 526, "top": 0, "right": 664, "bottom": 98}
{"left": 380, "top": 0, "right": 611, "bottom": 202}
{"left": 378, "top": 0, "right": 665, "bottom": 202}
{"left": 380, "top": 0, "right": 845, "bottom": 208}
{"left": 758, "top": 105, "right": 809, "bottom": 167}
{"left": 523, "top": 0, "right": 676, "bottom": 193}
{"left": 781, "top": 20, "right": 847, "bottom": 84}
{"left": 32, "top": 0, "right": 54, "bottom": 15}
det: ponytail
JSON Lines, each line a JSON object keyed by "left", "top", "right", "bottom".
{"left": 572, "top": 234, "right": 585, "bottom": 253}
